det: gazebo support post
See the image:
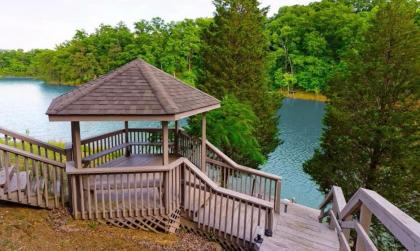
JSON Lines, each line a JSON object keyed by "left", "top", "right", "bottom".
{"left": 201, "top": 113, "right": 206, "bottom": 173}
{"left": 162, "top": 121, "right": 169, "bottom": 165}
{"left": 124, "top": 121, "right": 130, "bottom": 157}
{"left": 162, "top": 121, "right": 169, "bottom": 213}
{"left": 71, "top": 121, "right": 82, "bottom": 169}
{"left": 174, "top": 120, "right": 179, "bottom": 155}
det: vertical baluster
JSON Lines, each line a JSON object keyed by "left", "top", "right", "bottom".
{"left": 53, "top": 165, "right": 58, "bottom": 207}
{"left": 78, "top": 174, "right": 85, "bottom": 218}
{"left": 218, "top": 193, "right": 223, "bottom": 236}
{"left": 193, "top": 172, "right": 197, "bottom": 219}
{"left": 141, "top": 173, "right": 145, "bottom": 216}
{"left": 87, "top": 175, "right": 92, "bottom": 219}
{"left": 197, "top": 176, "right": 202, "bottom": 228}
{"left": 101, "top": 174, "right": 106, "bottom": 219}
{"left": 153, "top": 172, "right": 157, "bottom": 214}
{"left": 121, "top": 174, "right": 125, "bottom": 217}
{"left": 147, "top": 173, "right": 151, "bottom": 215}
{"left": 243, "top": 201, "right": 248, "bottom": 245}
{"left": 94, "top": 174, "right": 98, "bottom": 219}
{"left": 128, "top": 173, "right": 132, "bottom": 217}
{"left": 250, "top": 204, "right": 254, "bottom": 242}
{"left": 107, "top": 175, "right": 112, "bottom": 218}
{"left": 134, "top": 173, "right": 138, "bottom": 216}
{"left": 24, "top": 157, "right": 30, "bottom": 204}
{"left": 114, "top": 174, "right": 119, "bottom": 218}
{"left": 224, "top": 195, "right": 229, "bottom": 238}
{"left": 71, "top": 175, "right": 78, "bottom": 218}
{"left": 236, "top": 199, "right": 241, "bottom": 242}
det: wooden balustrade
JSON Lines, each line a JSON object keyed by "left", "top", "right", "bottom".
{"left": 66, "top": 158, "right": 182, "bottom": 220}
{"left": 80, "top": 128, "right": 175, "bottom": 168}
{"left": 178, "top": 130, "right": 281, "bottom": 213}
{"left": 178, "top": 130, "right": 202, "bottom": 167}
{"left": 320, "top": 186, "right": 420, "bottom": 251}
{"left": 66, "top": 156, "right": 274, "bottom": 245}
{"left": 0, "top": 127, "right": 66, "bottom": 163}
{"left": 181, "top": 158, "right": 274, "bottom": 244}
{"left": 205, "top": 141, "right": 281, "bottom": 213}
{"left": 0, "top": 143, "right": 67, "bottom": 208}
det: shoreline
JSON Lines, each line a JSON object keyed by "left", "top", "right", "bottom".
{"left": 280, "top": 90, "right": 327, "bottom": 102}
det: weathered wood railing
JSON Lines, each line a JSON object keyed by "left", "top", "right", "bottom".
{"left": 206, "top": 141, "right": 281, "bottom": 213}
{"left": 66, "top": 156, "right": 274, "bottom": 244}
{"left": 0, "top": 143, "right": 67, "bottom": 208}
{"left": 319, "top": 186, "right": 420, "bottom": 251}
{"left": 0, "top": 127, "right": 66, "bottom": 163}
{"left": 80, "top": 128, "right": 175, "bottom": 168}
{"left": 178, "top": 130, "right": 281, "bottom": 213}
{"left": 66, "top": 158, "right": 181, "bottom": 220}
{"left": 178, "top": 130, "right": 202, "bottom": 167}
{"left": 181, "top": 158, "right": 274, "bottom": 245}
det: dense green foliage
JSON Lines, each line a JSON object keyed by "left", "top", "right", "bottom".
{"left": 190, "top": 0, "right": 280, "bottom": 167}
{"left": 304, "top": 0, "right": 419, "bottom": 247}
{"left": 1, "top": 0, "right": 382, "bottom": 93}
{"left": 0, "top": 19, "right": 209, "bottom": 85}
{"left": 188, "top": 96, "right": 265, "bottom": 166}
{"left": 267, "top": 1, "right": 370, "bottom": 92}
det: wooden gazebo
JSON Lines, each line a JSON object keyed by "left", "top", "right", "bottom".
{"left": 42, "top": 59, "right": 280, "bottom": 249}
{"left": 47, "top": 59, "right": 220, "bottom": 171}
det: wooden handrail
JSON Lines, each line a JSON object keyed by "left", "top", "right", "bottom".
{"left": 0, "top": 127, "right": 65, "bottom": 155}
{"left": 66, "top": 157, "right": 273, "bottom": 209}
{"left": 182, "top": 158, "right": 273, "bottom": 209}
{"left": 340, "top": 188, "right": 420, "bottom": 251}
{"left": 80, "top": 129, "right": 125, "bottom": 144}
{"left": 321, "top": 186, "right": 420, "bottom": 251}
{"left": 0, "top": 143, "right": 65, "bottom": 168}
{"left": 206, "top": 140, "right": 281, "bottom": 181}
{"left": 80, "top": 128, "right": 176, "bottom": 145}
{"left": 0, "top": 142, "right": 67, "bottom": 208}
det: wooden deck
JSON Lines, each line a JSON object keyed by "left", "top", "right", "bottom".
{"left": 261, "top": 202, "right": 339, "bottom": 251}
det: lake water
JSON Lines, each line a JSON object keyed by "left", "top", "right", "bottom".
{"left": 0, "top": 78, "right": 324, "bottom": 207}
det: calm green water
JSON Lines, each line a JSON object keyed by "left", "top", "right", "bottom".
{"left": 0, "top": 78, "right": 324, "bottom": 207}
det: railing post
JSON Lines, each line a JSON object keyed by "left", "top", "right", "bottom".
{"left": 201, "top": 113, "right": 207, "bottom": 173}
{"left": 356, "top": 204, "right": 372, "bottom": 251}
{"left": 274, "top": 179, "right": 281, "bottom": 214}
{"left": 265, "top": 208, "right": 274, "bottom": 237}
{"left": 174, "top": 121, "right": 179, "bottom": 155}
{"left": 124, "top": 121, "right": 130, "bottom": 157}
{"left": 163, "top": 170, "right": 170, "bottom": 214}
{"left": 180, "top": 163, "right": 185, "bottom": 208}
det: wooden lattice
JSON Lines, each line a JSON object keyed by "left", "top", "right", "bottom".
{"left": 99, "top": 209, "right": 181, "bottom": 233}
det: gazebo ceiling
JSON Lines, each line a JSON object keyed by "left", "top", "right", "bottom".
{"left": 47, "top": 59, "right": 220, "bottom": 121}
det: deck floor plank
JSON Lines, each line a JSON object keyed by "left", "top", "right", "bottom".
{"left": 261, "top": 203, "right": 340, "bottom": 251}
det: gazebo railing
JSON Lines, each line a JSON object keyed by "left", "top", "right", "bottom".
{"left": 66, "top": 158, "right": 182, "bottom": 220}
{"left": 79, "top": 128, "right": 175, "bottom": 168}
{"left": 66, "top": 157, "right": 274, "bottom": 245}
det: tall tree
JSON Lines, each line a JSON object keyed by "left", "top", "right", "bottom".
{"left": 304, "top": 0, "right": 419, "bottom": 224}
{"left": 198, "top": 0, "right": 280, "bottom": 165}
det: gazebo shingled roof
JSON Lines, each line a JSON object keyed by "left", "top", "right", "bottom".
{"left": 47, "top": 59, "right": 220, "bottom": 121}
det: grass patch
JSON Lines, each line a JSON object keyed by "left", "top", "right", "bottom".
{"left": 0, "top": 203, "right": 221, "bottom": 251}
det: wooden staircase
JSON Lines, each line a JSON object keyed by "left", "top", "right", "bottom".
{"left": 261, "top": 203, "right": 339, "bottom": 251}
{"left": 2, "top": 127, "right": 419, "bottom": 251}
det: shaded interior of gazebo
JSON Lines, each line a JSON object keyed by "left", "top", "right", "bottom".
{"left": 47, "top": 59, "right": 220, "bottom": 171}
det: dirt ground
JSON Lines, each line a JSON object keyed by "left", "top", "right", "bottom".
{"left": 0, "top": 202, "right": 221, "bottom": 251}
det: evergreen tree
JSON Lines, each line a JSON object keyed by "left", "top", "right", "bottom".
{"left": 304, "top": 0, "right": 419, "bottom": 224}
{"left": 198, "top": 0, "right": 280, "bottom": 165}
